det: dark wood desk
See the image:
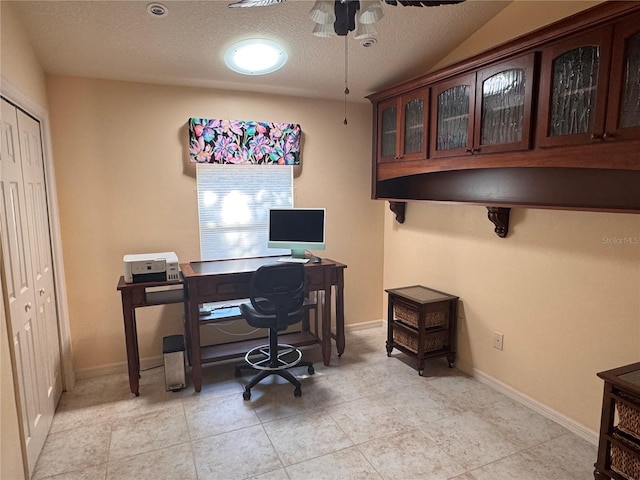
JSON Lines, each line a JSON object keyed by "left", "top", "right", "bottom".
{"left": 117, "top": 276, "right": 185, "bottom": 396}
{"left": 181, "top": 257, "right": 347, "bottom": 392}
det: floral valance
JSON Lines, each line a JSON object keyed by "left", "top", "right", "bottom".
{"left": 188, "top": 118, "right": 301, "bottom": 165}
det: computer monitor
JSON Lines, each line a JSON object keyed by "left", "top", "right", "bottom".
{"left": 268, "top": 208, "right": 326, "bottom": 258}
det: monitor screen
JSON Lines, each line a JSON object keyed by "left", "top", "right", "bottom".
{"left": 268, "top": 208, "right": 326, "bottom": 258}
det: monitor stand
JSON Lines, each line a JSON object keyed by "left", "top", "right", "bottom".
{"left": 290, "top": 248, "right": 306, "bottom": 259}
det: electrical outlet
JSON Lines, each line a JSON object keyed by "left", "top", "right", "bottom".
{"left": 493, "top": 331, "right": 504, "bottom": 350}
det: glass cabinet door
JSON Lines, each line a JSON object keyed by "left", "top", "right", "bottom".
{"left": 474, "top": 53, "right": 535, "bottom": 154}
{"left": 377, "top": 98, "right": 398, "bottom": 162}
{"left": 537, "top": 28, "right": 612, "bottom": 147}
{"left": 606, "top": 11, "right": 640, "bottom": 141}
{"left": 399, "top": 88, "right": 428, "bottom": 161}
{"left": 430, "top": 73, "right": 475, "bottom": 159}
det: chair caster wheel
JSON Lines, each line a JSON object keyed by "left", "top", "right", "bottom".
{"left": 308, "top": 365, "right": 315, "bottom": 375}
{"left": 243, "top": 389, "right": 251, "bottom": 401}
{"left": 294, "top": 387, "right": 302, "bottom": 397}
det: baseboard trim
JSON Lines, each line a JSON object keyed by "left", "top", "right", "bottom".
{"left": 74, "top": 356, "right": 163, "bottom": 380}
{"left": 345, "top": 319, "right": 384, "bottom": 332}
{"left": 455, "top": 360, "right": 598, "bottom": 445}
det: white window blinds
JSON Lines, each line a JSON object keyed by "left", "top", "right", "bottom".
{"left": 196, "top": 164, "right": 293, "bottom": 261}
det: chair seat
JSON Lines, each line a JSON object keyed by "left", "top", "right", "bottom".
{"left": 240, "top": 303, "right": 303, "bottom": 331}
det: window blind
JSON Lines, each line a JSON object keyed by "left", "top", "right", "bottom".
{"left": 196, "top": 164, "right": 293, "bottom": 261}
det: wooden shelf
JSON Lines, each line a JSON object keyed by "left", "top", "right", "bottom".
{"left": 199, "top": 331, "right": 319, "bottom": 364}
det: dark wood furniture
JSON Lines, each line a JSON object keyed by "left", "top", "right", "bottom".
{"left": 181, "top": 257, "right": 347, "bottom": 392}
{"left": 368, "top": 3, "right": 640, "bottom": 226}
{"left": 117, "top": 276, "right": 185, "bottom": 396}
{"left": 385, "top": 285, "right": 458, "bottom": 375}
{"left": 595, "top": 362, "right": 640, "bottom": 480}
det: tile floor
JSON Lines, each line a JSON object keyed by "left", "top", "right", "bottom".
{"left": 33, "top": 325, "right": 597, "bottom": 480}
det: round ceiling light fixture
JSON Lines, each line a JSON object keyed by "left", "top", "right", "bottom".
{"left": 224, "top": 39, "right": 288, "bottom": 76}
{"left": 147, "top": 3, "right": 168, "bottom": 17}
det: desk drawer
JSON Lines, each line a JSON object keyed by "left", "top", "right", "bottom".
{"left": 194, "top": 277, "right": 250, "bottom": 300}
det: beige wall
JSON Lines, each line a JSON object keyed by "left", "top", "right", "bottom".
{"left": 0, "top": 2, "right": 48, "bottom": 107}
{"left": 1, "top": 3, "right": 44, "bottom": 479}
{"left": 46, "top": 75, "right": 384, "bottom": 374}
{"left": 384, "top": 0, "right": 640, "bottom": 435}
{"left": 433, "top": 0, "right": 604, "bottom": 70}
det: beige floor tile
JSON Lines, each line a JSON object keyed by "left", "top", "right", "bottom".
{"left": 32, "top": 424, "right": 111, "bottom": 479}
{"left": 183, "top": 391, "right": 261, "bottom": 440}
{"left": 358, "top": 428, "right": 465, "bottom": 480}
{"left": 472, "top": 396, "right": 569, "bottom": 449}
{"left": 42, "top": 464, "right": 108, "bottom": 480}
{"left": 106, "top": 443, "right": 196, "bottom": 480}
{"left": 262, "top": 410, "right": 353, "bottom": 466}
{"left": 192, "top": 425, "right": 282, "bottom": 480}
{"left": 108, "top": 404, "right": 189, "bottom": 461}
{"left": 328, "top": 395, "right": 414, "bottom": 444}
{"left": 419, "top": 410, "right": 522, "bottom": 470}
{"left": 286, "top": 446, "right": 383, "bottom": 479}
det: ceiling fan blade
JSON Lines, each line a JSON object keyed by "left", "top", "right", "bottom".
{"left": 228, "top": 0, "right": 286, "bottom": 8}
{"left": 383, "top": 0, "right": 465, "bottom": 6}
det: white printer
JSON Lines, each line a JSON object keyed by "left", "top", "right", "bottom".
{"left": 123, "top": 252, "right": 180, "bottom": 283}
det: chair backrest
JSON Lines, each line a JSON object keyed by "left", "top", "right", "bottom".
{"left": 249, "top": 263, "right": 306, "bottom": 328}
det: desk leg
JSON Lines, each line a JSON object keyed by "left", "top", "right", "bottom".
{"left": 322, "top": 268, "right": 332, "bottom": 366}
{"left": 336, "top": 268, "right": 345, "bottom": 358}
{"left": 187, "top": 289, "right": 202, "bottom": 392}
{"left": 120, "top": 290, "right": 140, "bottom": 396}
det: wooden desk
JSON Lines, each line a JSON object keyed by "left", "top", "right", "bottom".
{"left": 181, "top": 257, "right": 347, "bottom": 392}
{"left": 116, "top": 276, "right": 185, "bottom": 396}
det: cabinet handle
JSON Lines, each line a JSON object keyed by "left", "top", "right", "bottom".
{"left": 394, "top": 155, "right": 403, "bottom": 160}
{"left": 590, "top": 133, "right": 603, "bottom": 142}
{"left": 465, "top": 149, "right": 473, "bottom": 154}
{"left": 39, "top": 288, "right": 45, "bottom": 296}
{"left": 603, "top": 132, "right": 616, "bottom": 140}
{"left": 465, "top": 148, "right": 480, "bottom": 155}
{"left": 25, "top": 303, "right": 32, "bottom": 311}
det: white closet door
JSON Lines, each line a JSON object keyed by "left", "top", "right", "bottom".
{"left": 1, "top": 98, "right": 58, "bottom": 474}
{"left": 17, "top": 109, "right": 62, "bottom": 410}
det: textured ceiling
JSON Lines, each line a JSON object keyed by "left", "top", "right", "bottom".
{"left": 10, "top": 0, "right": 511, "bottom": 102}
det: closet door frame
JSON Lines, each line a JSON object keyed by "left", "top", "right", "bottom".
{"left": 1, "top": 80, "right": 75, "bottom": 472}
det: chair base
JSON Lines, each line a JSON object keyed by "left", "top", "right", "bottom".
{"left": 234, "top": 343, "right": 314, "bottom": 400}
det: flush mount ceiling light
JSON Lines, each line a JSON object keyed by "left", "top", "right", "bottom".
{"left": 224, "top": 39, "right": 288, "bottom": 75}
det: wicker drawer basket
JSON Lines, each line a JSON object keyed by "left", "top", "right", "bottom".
{"left": 611, "top": 432, "right": 640, "bottom": 480}
{"left": 393, "top": 329, "right": 446, "bottom": 354}
{"left": 618, "top": 393, "right": 640, "bottom": 442}
{"left": 394, "top": 304, "right": 446, "bottom": 330}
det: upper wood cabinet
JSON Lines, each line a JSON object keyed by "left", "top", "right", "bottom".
{"left": 430, "top": 54, "right": 535, "bottom": 159}
{"left": 537, "top": 11, "right": 640, "bottom": 147}
{"left": 367, "top": 3, "right": 640, "bottom": 214}
{"left": 376, "top": 87, "right": 429, "bottom": 163}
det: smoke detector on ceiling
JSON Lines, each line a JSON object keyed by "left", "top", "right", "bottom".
{"left": 147, "top": 3, "right": 168, "bottom": 17}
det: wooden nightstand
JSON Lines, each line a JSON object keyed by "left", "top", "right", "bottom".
{"left": 385, "top": 285, "right": 458, "bottom": 375}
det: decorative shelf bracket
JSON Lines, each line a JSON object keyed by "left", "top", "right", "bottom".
{"left": 389, "top": 201, "right": 406, "bottom": 223}
{"left": 486, "top": 207, "right": 511, "bottom": 238}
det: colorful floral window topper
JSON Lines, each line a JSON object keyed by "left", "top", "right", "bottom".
{"left": 189, "top": 118, "right": 301, "bottom": 165}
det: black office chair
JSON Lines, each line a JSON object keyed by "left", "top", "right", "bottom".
{"left": 234, "top": 263, "right": 314, "bottom": 400}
